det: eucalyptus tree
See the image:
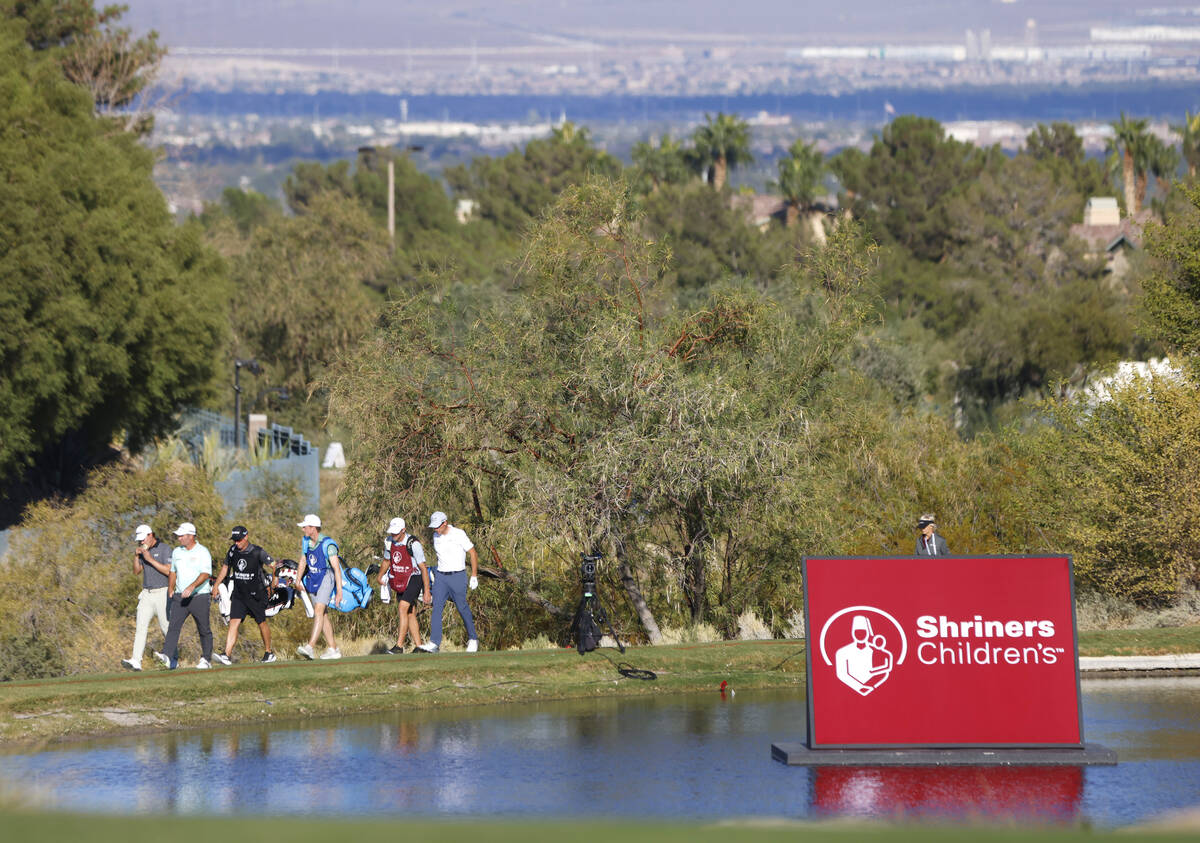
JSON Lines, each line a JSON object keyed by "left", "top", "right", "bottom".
{"left": 328, "top": 178, "right": 878, "bottom": 642}
{"left": 691, "top": 112, "right": 754, "bottom": 190}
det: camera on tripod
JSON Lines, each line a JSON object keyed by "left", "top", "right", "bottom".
{"left": 570, "top": 552, "right": 623, "bottom": 655}
{"left": 580, "top": 553, "right": 599, "bottom": 594}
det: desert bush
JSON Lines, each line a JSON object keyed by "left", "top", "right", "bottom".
{"left": 0, "top": 458, "right": 224, "bottom": 676}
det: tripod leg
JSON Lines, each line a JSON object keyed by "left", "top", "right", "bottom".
{"left": 595, "top": 601, "right": 625, "bottom": 654}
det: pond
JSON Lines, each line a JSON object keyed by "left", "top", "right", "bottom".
{"left": 2, "top": 677, "right": 1198, "bottom": 826}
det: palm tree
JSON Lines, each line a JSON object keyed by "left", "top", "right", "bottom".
{"left": 1171, "top": 110, "right": 1200, "bottom": 179}
{"left": 691, "top": 112, "right": 753, "bottom": 191}
{"left": 1144, "top": 135, "right": 1181, "bottom": 212}
{"left": 631, "top": 134, "right": 691, "bottom": 193}
{"left": 774, "top": 139, "right": 825, "bottom": 227}
{"left": 1107, "top": 112, "right": 1150, "bottom": 215}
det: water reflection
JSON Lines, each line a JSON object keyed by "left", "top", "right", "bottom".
{"left": 811, "top": 766, "right": 1083, "bottom": 823}
{"left": 2, "top": 679, "right": 1199, "bottom": 826}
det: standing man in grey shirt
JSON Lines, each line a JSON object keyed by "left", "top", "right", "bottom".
{"left": 915, "top": 513, "right": 950, "bottom": 557}
{"left": 122, "top": 524, "right": 172, "bottom": 671}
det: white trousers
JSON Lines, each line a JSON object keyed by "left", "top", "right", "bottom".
{"left": 131, "top": 587, "right": 169, "bottom": 661}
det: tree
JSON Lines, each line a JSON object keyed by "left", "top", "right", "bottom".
{"left": 774, "top": 138, "right": 825, "bottom": 227}
{"left": 445, "top": 122, "right": 622, "bottom": 237}
{"left": 327, "top": 178, "right": 878, "bottom": 642}
{"left": 691, "top": 112, "right": 753, "bottom": 191}
{"left": 229, "top": 191, "right": 388, "bottom": 416}
{"left": 4, "top": 1, "right": 165, "bottom": 134}
{"left": 1023, "top": 122, "right": 1110, "bottom": 209}
{"left": 944, "top": 155, "right": 1129, "bottom": 421}
{"left": 834, "top": 116, "right": 991, "bottom": 262}
{"left": 630, "top": 133, "right": 692, "bottom": 193}
{"left": 1173, "top": 110, "right": 1200, "bottom": 179}
{"left": 640, "top": 181, "right": 790, "bottom": 291}
{"left": 1107, "top": 112, "right": 1151, "bottom": 215}
{"left": 0, "top": 21, "right": 227, "bottom": 491}
{"left": 1028, "top": 378, "right": 1200, "bottom": 605}
{"left": 1142, "top": 183, "right": 1200, "bottom": 378}
{"left": 1144, "top": 134, "right": 1181, "bottom": 208}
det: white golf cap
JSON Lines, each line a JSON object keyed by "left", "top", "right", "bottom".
{"left": 387, "top": 517, "right": 406, "bottom": 534}
{"left": 173, "top": 522, "right": 197, "bottom": 536}
{"left": 428, "top": 511, "right": 447, "bottom": 528}
{"left": 297, "top": 513, "right": 322, "bottom": 529}
{"left": 134, "top": 524, "right": 153, "bottom": 541}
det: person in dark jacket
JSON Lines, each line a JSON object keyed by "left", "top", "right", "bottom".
{"left": 915, "top": 513, "right": 949, "bottom": 556}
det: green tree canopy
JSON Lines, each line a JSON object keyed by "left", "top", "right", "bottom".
{"left": 327, "top": 178, "right": 878, "bottom": 642}
{"left": 3, "top": 0, "right": 165, "bottom": 134}
{"left": 833, "top": 116, "right": 992, "bottom": 262}
{"left": 0, "top": 20, "right": 227, "bottom": 487}
{"left": 1023, "top": 122, "right": 1111, "bottom": 211}
{"left": 691, "top": 112, "right": 753, "bottom": 191}
{"left": 630, "top": 133, "right": 692, "bottom": 193}
{"left": 774, "top": 138, "right": 825, "bottom": 226}
{"left": 1142, "top": 182, "right": 1200, "bottom": 377}
{"left": 444, "top": 122, "right": 622, "bottom": 237}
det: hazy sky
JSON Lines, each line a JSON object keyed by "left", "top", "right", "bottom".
{"left": 122, "top": 0, "right": 1193, "bottom": 50}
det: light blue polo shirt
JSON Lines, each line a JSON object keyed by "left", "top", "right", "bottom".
{"left": 171, "top": 543, "right": 213, "bottom": 595}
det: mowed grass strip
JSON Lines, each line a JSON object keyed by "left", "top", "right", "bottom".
{"left": 1078, "top": 627, "right": 1200, "bottom": 657}
{"left": 0, "top": 640, "right": 807, "bottom": 745}
{"left": 0, "top": 811, "right": 1196, "bottom": 843}
{"left": 2, "top": 627, "right": 1196, "bottom": 747}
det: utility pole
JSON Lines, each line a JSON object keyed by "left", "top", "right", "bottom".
{"left": 387, "top": 157, "right": 395, "bottom": 254}
{"left": 233, "top": 358, "right": 262, "bottom": 449}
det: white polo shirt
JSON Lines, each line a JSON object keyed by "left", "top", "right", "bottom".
{"left": 171, "top": 543, "right": 213, "bottom": 595}
{"left": 431, "top": 526, "right": 473, "bottom": 573}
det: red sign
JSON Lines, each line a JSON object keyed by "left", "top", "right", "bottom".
{"left": 804, "top": 556, "right": 1082, "bottom": 748}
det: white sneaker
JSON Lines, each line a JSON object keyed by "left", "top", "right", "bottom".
{"left": 153, "top": 651, "right": 170, "bottom": 667}
{"left": 196, "top": 658, "right": 211, "bottom": 670}
{"left": 417, "top": 642, "right": 439, "bottom": 653}
{"left": 320, "top": 648, "right": 342, "bottom": 660}
{"left": 213, "top": 652, "right": 232, "bottom": 666}
{"left": 297, "top": 643, "right": 315, "bottom": 660}
{"left": 121, "top": 658, "right": 142, "bottom": 671}
{"left": 466, "top": 639, "right": 478, "bottom": 653}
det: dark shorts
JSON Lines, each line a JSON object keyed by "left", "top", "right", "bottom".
{"left": 231, "top": 593, "right": 267, "bottom": 624}
{"left": 398, "top": 576, "right": 424, "bottom": 604}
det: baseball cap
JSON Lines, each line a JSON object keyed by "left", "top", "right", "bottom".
{"left": 134, "top": 524, "right": 153, "bottom": 542}
{"left": 230, "top": 525, "right": 248, "bottom": 541}
{"left": 428, "top": 511, "right": 447, "bottom": 529}
{"left": 297, "top": 514, "right": 322, "bottom": 529}
{"left": 387, "top": 517, "right": 406, "bottom": 534}
{"left": 173, "top": 522, "right": 197, "bottom": 536}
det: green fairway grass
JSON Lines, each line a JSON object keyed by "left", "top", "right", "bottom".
{"left": 1, "top": 628, "right": 1196, "bottom": 747}
{"left": 1, "top": 811, "right": 1198, "bottom": 842}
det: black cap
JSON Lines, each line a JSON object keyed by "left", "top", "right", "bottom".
{"left": 230, "top": 525, "right": 248, "bottom": 541}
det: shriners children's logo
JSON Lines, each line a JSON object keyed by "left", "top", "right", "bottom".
{"left": 819, "top": 606, "right": 908, "bottom": 696}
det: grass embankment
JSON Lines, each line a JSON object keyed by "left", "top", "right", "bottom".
{"left": 0, "top": 639, "right": 806, "bottom": 746}
{"left": 1, "top": 627, "right": 1196, "bottom": 748}
{"left": 1, "top": 812, "right": 1198, "bottom": 843}
{"left": 1078, "top": 627, "right": 1200, "bottom": 657}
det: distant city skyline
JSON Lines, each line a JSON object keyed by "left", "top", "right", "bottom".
{"left": 127, "top": 0, "right": 1200, "bottom": 98}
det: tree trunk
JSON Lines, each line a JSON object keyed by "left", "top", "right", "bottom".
{"left": 1135, "top": 169, "right": 1148, "bottom": 214}
{"left": 612, "top": 533, "right": 662, "bottom": 643}
{"left": 783, "top": 203, "right": 798, "bottom": 228}
{"left": 681, "top": 503, "right": 708, "bottom": 623}
{"left": 1122, "top": 148, "right": 1136, "bottom": 216}
{"left": 478, "top": 564, "right": 571, "bottom": 620}
{"left": 712, "top": 156, "right": 727, "bottom": 191}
